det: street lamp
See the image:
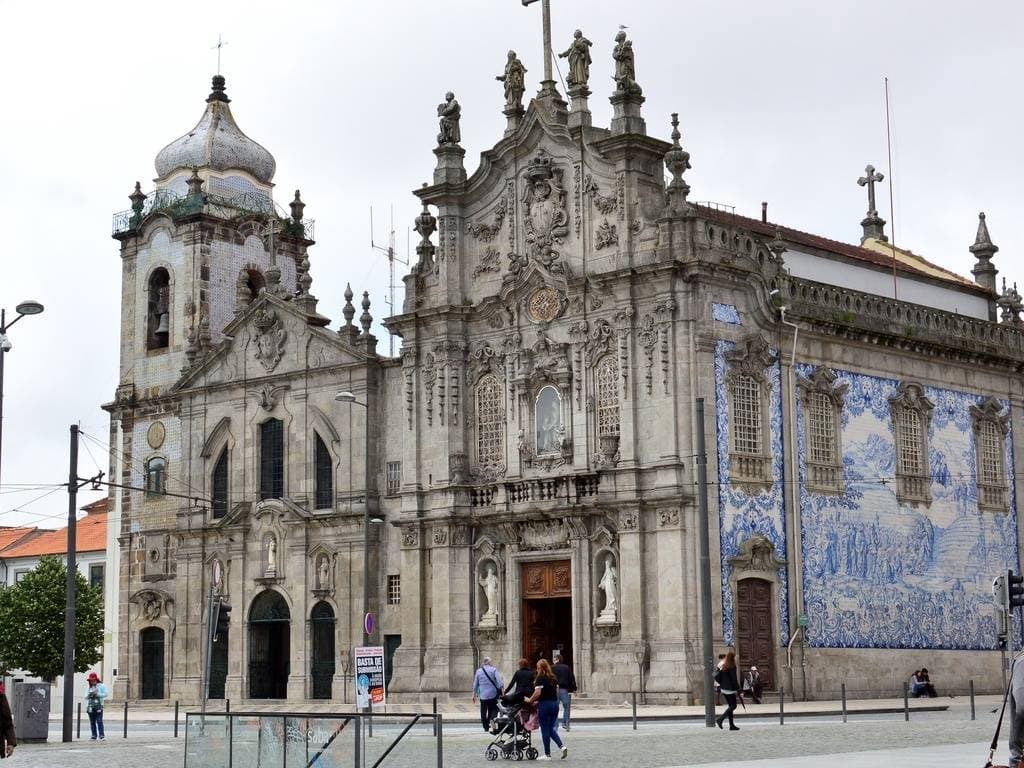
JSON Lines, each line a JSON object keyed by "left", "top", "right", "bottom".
{"left": 0, "top": 300, "right": 45, "bottom": 485}
{"left": 334, "top": 390, "right": 382, "bottom": 648}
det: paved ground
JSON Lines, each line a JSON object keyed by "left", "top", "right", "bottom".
{"left": 15, "top": 712, "right": 1009, "bottom": 768}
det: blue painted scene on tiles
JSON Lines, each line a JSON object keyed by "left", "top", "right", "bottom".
{"left": 712, "top": 303, "right": 742, "bottom": 326}
{"left": 796, "top": 364, "right": 1018, "bottom": 650}
{"left": 714, "top": 339, "right": 789, "bottom": 648}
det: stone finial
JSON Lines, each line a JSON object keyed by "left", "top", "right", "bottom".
{"left": 768, "top": 229, "right": 787, "bottom": 262}
{"left": 360, "top": 291, "right": 373, "bottom": 335}
{"left": 969, "top": 211, "right": 998, "bottom": 292}
{"left": 612, "top": 30, "right": 641, "bottom": 96}
{"left": 663, "top": 113, "right": 691, "bottom": 213}
{"left": 207, "top": 74, "right": 230, "bottom": 104}
{"left": 236, "top": 271, "right": 253, "bottom": 310}
{"left": 342, "top": 283, "right": 356, "bottom": 327}
{"left": 290, "top": 189, "right": 305, "bottom": 223}
{"left": 129, "top": 181, "right": 147, "bottom": 228}
{"left": 198, "top": 309, "right": 212, "bottom": 350}
{"left": 414, "top": 200, "right": 437, "bottom": 268}
{"left": 857, "top": 164, "right": 888, "bottom": 243}
{"left": 1012, "top": 282, "right": 1024, "bottom": 326}
{"left": 297, "top": 254, "right": 313, "bottom": 297}
{"left": 186, "top": 166, "right": 204, "bottom": 196}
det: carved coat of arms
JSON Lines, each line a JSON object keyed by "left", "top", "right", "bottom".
{"left": 521, "top": 151, "right": 569, "bottom": 268}
{"left": 254, "top": 308, "right": 287, "bottom": 372}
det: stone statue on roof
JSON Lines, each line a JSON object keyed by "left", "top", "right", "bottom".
{"left": 612, "top": 31, "right": 641, "bottom": 95}
{"left": 437, "top": 92, "right": 462, "bottom": 146}
{"left": 559, "top": 29, "right": 593, "bottom": 91}
{"left": 496, "top": 50, "right": 528, "bottom": 112}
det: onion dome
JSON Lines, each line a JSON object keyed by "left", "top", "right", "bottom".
{"left": 154, "top": 75, "right": 276, "bottom": 183}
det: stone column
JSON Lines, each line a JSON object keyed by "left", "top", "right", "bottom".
{"left": 420, "top": 524, "right": 472, "bottom": 695}
{"left": 389, "top": 525, "right": 424, "bottom": 693}
{"left": 609, "top": 91, "right": 646, "bottom": 136}
{"left": 567, "top": 86, "right": 592, "bottom": 130}
{"left": 647, "top": 507, "right": 689, "bottom": 695}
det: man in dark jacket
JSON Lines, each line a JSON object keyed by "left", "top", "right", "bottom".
{"left": 552, "top": 652, "right": 577, "bottom": 731}
{"left": 0, "top": 684, "right": 16, "bottom": 759}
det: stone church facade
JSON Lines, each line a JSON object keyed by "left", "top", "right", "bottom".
{"left": 106, "top": 33, "right": 1022, "bottom": 706}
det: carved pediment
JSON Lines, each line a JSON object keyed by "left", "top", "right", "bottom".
{"left": 797, "top": 366, "right": 848, "bottom": 407}
{"left": 970, "top": 396, "right": 1009, "bottom": 435}
{"left": 724, "top": 335, "right": 777, "bottom": 382}
{"left": 728, "top": 534, "right": 786, "bottom": 573}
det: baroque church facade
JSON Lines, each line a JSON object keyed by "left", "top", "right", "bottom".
{"left": 106, "top": 30, "right": 1022, "bottom": 705}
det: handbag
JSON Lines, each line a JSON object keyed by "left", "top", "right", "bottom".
{"left": 985, "top": 658, "right": 1016, "bottom": 768}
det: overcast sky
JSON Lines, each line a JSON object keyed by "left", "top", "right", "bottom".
{"left": 1, "top": 0, "right": 1021, "bottom": 528}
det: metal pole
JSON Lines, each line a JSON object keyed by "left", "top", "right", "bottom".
{"left": 123, "top": 700, "right": 128, "bottom": 738}
{"left": 62, "top": 424, "right": 79, "bottom": 743}
{"left": 368, "top": 697, "right": 373, "bottom": 738}
{"left": 695, "top": 399, "right": 715, "bottom": 728}
{"left": 0, "top": 309, "right": 6, "bottom": 486}
{"left": 903, "top": 682, "right": 909, "bottom": 721}
{"left": 174, "top": 701, "right": 179, "bottom": 737}
{"left": 970, "top": 680, "right": 976, "bottom": 721}
{"left": 436, "top": 713, "right": 444, "bottom": 768}
{"left": 631, "top": 692, "right": 637, "bottom": 730}
{"left": 841, "top": 683, "right": 847, "bottom": 723}
{"left": 201, "top": 588, "right": 217, "bottom": 725}
{"left": 432, "top": 696, "right": 437, "bottom": 737}
{"left": 354, "top": 714, "right": 362, "bottom": 768}
{"left": 779, "top": 686, "right": 785, "bottom": 725}
{"left": 76, "top": 703, "right": 81, "bottom": 739}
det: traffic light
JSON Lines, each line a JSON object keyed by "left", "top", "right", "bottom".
{"left": 214, "top": 600, "right": 232, "bottom": 641}
{"left": 1008, "top": 570, "right": 1024, "bottom": 609}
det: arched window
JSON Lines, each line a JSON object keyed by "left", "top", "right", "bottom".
{"left": 889, "top": 382, "right": 933, "bottom": 505}
{"left": 731, "top": 374, "right": 763, "bottom": 457}
{"left": 145, "top": 457, "right": 166, "bottom": 498}
{"left": 596, "top": 357, "right": 620, "bottom": 437}
{"left": 246, "top": 268, "right": 265, "bottom": 300}
{"left": 146, "top": 268, "right": 171, "bottom": 350}
{"left": 212, "top": 448, "right": 229, "bottom": 519}
{"left": 314, "top": 434, "right": 333, "bottom": 509}
{"left": 475, "top": 374, "right": 504, "bottom": 468}
{"left": 260, "top": 419, "right": 284, "bottom": 500}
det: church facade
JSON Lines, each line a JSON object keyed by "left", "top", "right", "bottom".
{"left": 106, "top": 30, "right": 1022, "bottom": 706}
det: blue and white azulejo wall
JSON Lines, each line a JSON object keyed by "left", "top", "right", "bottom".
{"left": 796, "top": 364, "right": 1018, "bottom": 650}
{"left": 714, "top": 339, "right": 790, "bottom": 647}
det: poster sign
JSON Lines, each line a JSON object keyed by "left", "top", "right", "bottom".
{"left": 354, "top": 645, "right": 385, "bottom": 708}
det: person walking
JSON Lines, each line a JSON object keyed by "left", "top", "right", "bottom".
{"left": 551, "top": 652, "right": 577, "bottom": 731}
{"left": 714, "top": 651, "right": 740, "bottom": 731}
{"left": 526, "top": 659, "right": 567, "bottom": 761}
{"left": 0, "top": 683, "right": 16, "bottom": 759}
{"left": 504, "top": 658, "right": 536, "bottom": 705}
{"left": 85, "top": 672, "right": 108, "bottom": 740}
{"left": 472, "top": 657, "right": 504, "bottom": 732}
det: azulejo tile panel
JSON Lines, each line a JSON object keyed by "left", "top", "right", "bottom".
{"left": 795, "top": 363, "right": 1019, "bottom": 650}
{"left": 714, "top": 340, "right": 789, "bottom": 648}
{"left": 712, "top": 303, "right": 742, "bottom": 326}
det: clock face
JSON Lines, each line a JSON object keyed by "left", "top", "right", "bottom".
{"left": 528, "top": 288, "right": 561, "bottom": 322}
{"left": 147, "top": 421, "right": 166, "bottom": 449}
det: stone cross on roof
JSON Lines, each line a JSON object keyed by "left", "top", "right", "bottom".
{"left": 857, "top": 164, "right": 888, "bottom": 243}
{"left": 211, "top": 34, "right": 228, "bottom": 76}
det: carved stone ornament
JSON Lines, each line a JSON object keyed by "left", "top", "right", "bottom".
{"left": 147, "top": 421, "right": 166, "bottom": 449}
{"left": 253, "top": 308, "right": 287, "bottom": 372}
{"left": 585, "top": 175, "right": 618, "bottom": 215}
{"left": 724, "top": 335, "right": 777, "bottom": 383}
{"left": 595, "top": 219, "right": 618, "bottom": 250}
{"left": 658, "top": 509, "right": 680, "bottom": 527}
{"left": 449, "top": 453, "right": 469, "bottom": 484}
{"left": 888, "top": 382, "right": 935, "bottom": 425}
{"left": 252, "top": 383, "right": 289, "bottom": 412}
{"left": 797, "top": 366, "right": 849, "bottom": 408}
{"left": 401, "top": 526, "right": 419, "bottom": 548}
{"left": 727, "top": 534, "right": 786, "bottom": 573}
{"left": 433, "top": 526, "right": 448, "bottom": 546}
{"left": 518, "top": 520, "right": 569, "bottom": 550}
{"left": 521, "top": 150, "right": 569, "bottom": 269}
{"left": 618, "top": 509, "right": 638, "bottom": 530}
{"left": 527, "top": 287, "right": 564, "bottom": 322}
{"left": 466, "top": 197, "right": 507, "bottom": 242}
{"left": 970, "top": 396, "right": 1010, "bottom": 436}
{"left": 473, "top": 246, "right": 502, "bottom": 278}
{"left": 468, "top": 342, "right": 505, "bottom": 382}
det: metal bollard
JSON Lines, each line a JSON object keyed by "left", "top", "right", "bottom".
{"left": 903, "top": 682, "right": 909, "bottom": 722}
{"left": 841, "top": 683, "right": 847, "bottom": 724}
{"left": 436, "top": 713, "right": 444, "bottom": 768}
{"left": 632, "top": 692, "right": 637, "bottom": 730}
{"left": 970, "top": 680, "right": 976, "bottom": 721}
{"left": 368, "top": 697, "right": 373, "bottom": 738}
{"left": 77, "top": 703, "right": 81, "bottom": 739}
{"left": 432, "top": 696, "right": 437, "bottom": 737}
{"left": 174, "top": 700, "right": 179, "bottom": 738}
{"left": 779, "top": 686, "right": 785, "bottom": 725}
{"left": 123, "top": 701, "right": 128, "bottom": 738}
{"left": 226, "top": 698, "right": 231, "bottom": 713}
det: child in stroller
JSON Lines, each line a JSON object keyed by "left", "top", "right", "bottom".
{"left": 484, "top": 694, "right": 539, "bottom": 761}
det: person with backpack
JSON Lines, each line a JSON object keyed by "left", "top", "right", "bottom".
{"left": 714, "top": 651, "right": 741, "bottom": 731}
{"left": 85, "top": 672, "right": 109, "bottom": 740}
{"left": 472, "top": 657, "right": 504, "bottom": 732}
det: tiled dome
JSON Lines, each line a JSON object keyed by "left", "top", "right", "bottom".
{"left": 154, "top": 75, "right": 276, "bottom": 184}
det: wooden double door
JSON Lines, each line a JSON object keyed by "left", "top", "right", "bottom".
{"left": 521, "top": 560, "right": 573, "bottom": 666}
{"left": 735, "top": 578, "right": 775, "bottom": 688}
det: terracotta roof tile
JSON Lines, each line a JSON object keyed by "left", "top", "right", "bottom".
{"left": 695, "top": 205, "right": 989, "bottom": 296}
{"left": 0, "top": 511, "right": 107, "bottom": 558}
{"left": 0, "top": 527, "right": 40, "bottom": 554}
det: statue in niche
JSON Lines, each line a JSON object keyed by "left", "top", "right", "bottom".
{"left": 559, "top": 29, "right": 593, "bottom": 90}
{"left": 535, "top": 386, "right": 562, "bottom": 454}
{"left": 496, "top": 50, "right": 527, "bottom": 112}
{"left": 597, "top": 555, "right": 618, "bottom": 622}
{"left": 317, "top": 555, "right": 330, "bottom": 590}
{"left": 479, "top": 564, "right": 500, "bottom": 626}
{"left": 612, "top": 30, "right": 641, "bottom": 94}
{"left": 436, "top": 92, "right": 462, "bottom": 145}
{"left": 266, "top": 536, "right": 277, "bottom": 574}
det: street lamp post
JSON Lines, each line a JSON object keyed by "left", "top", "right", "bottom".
{"left": 334, "top": 391, "right": 384, "bottom": 647}
{"left": 0, "top": 300, "right": 45, "bottom": 486}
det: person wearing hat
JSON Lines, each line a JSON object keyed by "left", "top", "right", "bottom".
{"left": 472, "top": 657, "right": 504, "bottom": 732}
{"left": 0, "top": 682, "right": 16, "bottom": 758}
{"left": 742, "top": 666, "right": 763, "bottom": 704}
{"left": 85, "top": 672, "right": 109, "bottom": 740}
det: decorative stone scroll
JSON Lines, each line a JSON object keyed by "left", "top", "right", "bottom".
{"left": 727, "top": 534, "right": 786, "bottom": 573}
{"left": 518, "top": 520, "right": 569, "bottom": 551}
{"left": 522, "top": 151, "right": 569, "bottom": 269}
{"left": 401, "top": 526, "right": 419, "bottom": 548}
{"left": 466, "top": 197, "right": 508, "bottom": 242}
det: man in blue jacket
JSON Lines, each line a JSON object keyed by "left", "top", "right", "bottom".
{"left": 472, "top": 657, "right": 504, "bottom": 732}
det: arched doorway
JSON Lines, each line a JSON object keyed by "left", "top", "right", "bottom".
{"left": 140, "top": 627, "right": 165, "bottom": 699}
{"left": 310, "top": 602, "right": 336, "bottom": 700}
{"left": 735, "top": 578, "right": 775, "bottom": 688}
{"left": 249, "top": 590, "right": 290, "bottom": 699}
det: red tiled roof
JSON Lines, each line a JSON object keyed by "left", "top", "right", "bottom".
{"left": 695, "top": 205, "right": 989, "bottom": 296}
{"left": 0, "top": 526, "right": 40, "bottom": 554}
{"left": 0, "top": 510, "right": 107, "bottom": 558}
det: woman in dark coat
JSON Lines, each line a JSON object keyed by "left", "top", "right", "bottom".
{"left": 0, "top": 683, "right": 16, "bottom": 758}
{"left": 715, "top": 651, "right": 741, "bottom": 730}
{"left": 504, "top": 657, "right": 536, "bottom": 704}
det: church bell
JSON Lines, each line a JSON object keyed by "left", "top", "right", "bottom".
{"left": 156, "top": 312, "right": 170, "bottom": 336}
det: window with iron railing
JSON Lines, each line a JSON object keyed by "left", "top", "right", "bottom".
{"left": 597, "top": 356, "right": 620, "bottom": 438}
{"left": 387, "top": 574, "right": 401, "bottom": 605}
{"left": 386, "top": 462, "right": 401, "bottom": 496}
{"left": 476, "top": 374, "right": 505, "bottom": 469}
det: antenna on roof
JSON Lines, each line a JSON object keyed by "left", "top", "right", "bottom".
{"left": 885, "top": 76, "right": 898, "bottom": 301}
{"left": 370, "top": 206, "right": 408, "bottom": 357}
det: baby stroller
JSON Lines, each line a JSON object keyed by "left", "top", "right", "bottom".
{"left": 484, "top": 696, "right": 539, "bottom": 761}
